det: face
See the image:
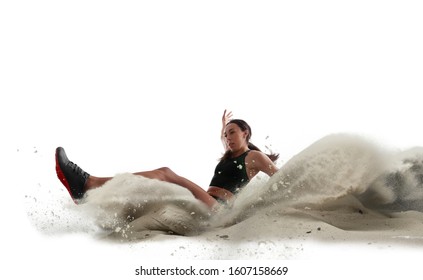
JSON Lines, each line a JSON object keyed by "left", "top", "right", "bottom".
{"left": 224, "top": 123, "right": 248, "bottom": 151}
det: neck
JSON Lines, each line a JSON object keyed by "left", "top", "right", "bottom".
{"left": 230, "top": 147, "right": 249, "bottom": 158}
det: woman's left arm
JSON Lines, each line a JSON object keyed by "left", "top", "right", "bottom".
{"left": 249, "top": 151, "right": 279, "bottom": 177}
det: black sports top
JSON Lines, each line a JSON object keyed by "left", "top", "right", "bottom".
{"left": 209, "top": 150, "right": 250, "bottom": 193}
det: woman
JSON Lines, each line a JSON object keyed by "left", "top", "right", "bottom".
{"left": 56, "top": 110, "right": 279, "bottom": 209}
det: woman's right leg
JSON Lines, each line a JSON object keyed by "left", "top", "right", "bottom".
{"left": 86, "top": 167, "right": 217, "bottom": 208}
{"left": 85, "top": 169, "right": 166, "bottom": 190}
{"left": 56, "top": 147, "right": 217, "bottom": 208}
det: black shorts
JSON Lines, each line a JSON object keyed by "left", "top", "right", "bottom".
{"left": 210, "top": 195, "right": 227, "bottom": 205}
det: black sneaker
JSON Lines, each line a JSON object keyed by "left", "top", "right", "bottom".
{"left": 55, "top": 147, "right": 90, "bottom": 203}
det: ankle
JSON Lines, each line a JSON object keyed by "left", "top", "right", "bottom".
{"left": 84, "top": 176, "right": 109, "bottom": 191}
{"left": 84, "top": 176, "right": 94, "bottom": 191}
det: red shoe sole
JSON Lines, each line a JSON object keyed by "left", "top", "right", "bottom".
{"left": 55, "top": 150, "right": 78, "bottom": 204}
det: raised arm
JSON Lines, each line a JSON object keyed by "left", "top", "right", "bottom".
{"left": 221, "top": 109, "right": 233, "bottom": 151}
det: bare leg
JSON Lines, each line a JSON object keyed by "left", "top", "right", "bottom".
{"left": 85, "top": 167, "right": 217, "bottom": 208}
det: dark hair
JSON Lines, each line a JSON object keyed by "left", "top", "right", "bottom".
{"left": 221, "top": 119, "right": 279, "bottom": 162}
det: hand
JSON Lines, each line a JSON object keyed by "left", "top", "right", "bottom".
{"left": 221, "top": 109, "right": 233, "bottom": 150}
{"left": 222, "top": 109, "right": 233, "bottom": 128}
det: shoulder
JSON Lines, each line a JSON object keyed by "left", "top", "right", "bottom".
{"left": 246, "top": 150, "right": 271, "bottom": 164}
{"left": 247, "top": 150, "right": 267, "bottom": 159}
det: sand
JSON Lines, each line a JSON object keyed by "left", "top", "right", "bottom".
{"left": 23, "top": 134, "right": 423, "bottom": 261}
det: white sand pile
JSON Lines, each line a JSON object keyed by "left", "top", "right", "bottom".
{"left": 24, "top": 134, "right": 423, "bottom": 260}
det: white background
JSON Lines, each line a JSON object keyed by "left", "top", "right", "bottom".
{"left": 2, "top": 1, "right": 423, "bottom": 279}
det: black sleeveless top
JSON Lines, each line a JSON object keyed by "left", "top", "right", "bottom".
{"left": 209, "top": 150, "right": 250, "bottom": 193}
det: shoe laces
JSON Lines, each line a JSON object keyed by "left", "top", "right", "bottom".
{"left": 67, "top": 161, "right": 89, "bottom": 179}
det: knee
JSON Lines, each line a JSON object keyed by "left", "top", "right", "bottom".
{"left": 156, "top": 167, "right": 175, "bottom": 180}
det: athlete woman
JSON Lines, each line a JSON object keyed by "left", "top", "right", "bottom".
{"left": 55, "top": 110, "right": 279, "bottom": 209}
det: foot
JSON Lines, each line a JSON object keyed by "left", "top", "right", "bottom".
{"left": 55, "top": 147, "right": 90, "bottom": 203}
